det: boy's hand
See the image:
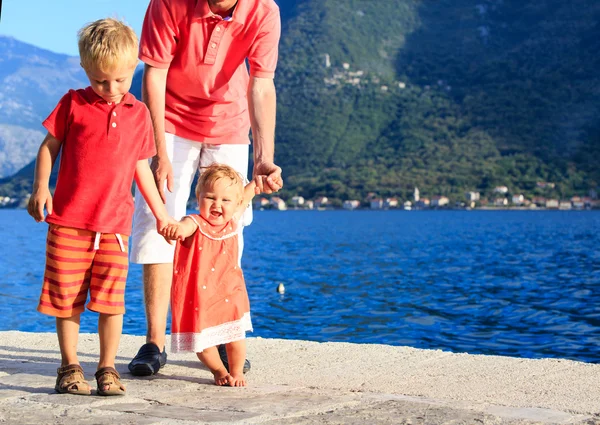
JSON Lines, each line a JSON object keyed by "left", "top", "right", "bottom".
{"left": 27, "top": 187, "right": 53, "bottom": 222}
{"left": 156, "top": 217, "right": 178, "bottom": 245}
{"left": 161, "top": 223, "right": 186, "bottom": 242}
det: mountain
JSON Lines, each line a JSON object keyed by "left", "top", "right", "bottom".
{"left": 1, "top": 0, "right": 599, "bottom": 205}
{"left": 0, "top": 36, "right": 89, "bottom": 177}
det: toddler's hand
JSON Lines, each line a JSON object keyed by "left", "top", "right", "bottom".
{"left": 27, "top": 187, "right": 53, "bottom": 222}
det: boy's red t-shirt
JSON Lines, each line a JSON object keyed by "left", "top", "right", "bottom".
{"left": 44, "top": 87, "right": 156, "bottom": 235}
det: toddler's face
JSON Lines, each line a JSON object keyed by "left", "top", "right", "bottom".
{"left": 198, "top": 178, "right": 241, "bottom": 226}
{"left": 85, "top": 64, "right": 136, "bottom": 104}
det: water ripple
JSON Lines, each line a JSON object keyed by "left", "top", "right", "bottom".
{"left": 1, "top": 209, "right": 599, "bottom": 363}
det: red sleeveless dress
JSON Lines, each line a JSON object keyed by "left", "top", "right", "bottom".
{"left": 170, "top": 214, "right": 252, "bottom": 353}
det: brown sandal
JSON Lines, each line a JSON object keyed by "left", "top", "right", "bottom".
{"left": 95, "top": 367, "right": 126, "bottom": 396}
{"left": 55, "top": 364, "right": 91, "bottom": 395}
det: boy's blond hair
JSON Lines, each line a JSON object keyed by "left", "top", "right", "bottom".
{"left": 196, "top": 164, "right": 244, "bottom": 201}
{"left": 78, "top": 18, "right": 138, "bottom": 72}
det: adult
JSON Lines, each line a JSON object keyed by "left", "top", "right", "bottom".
{"left": 128, "top": 0, "right": 282, "bottom": 376}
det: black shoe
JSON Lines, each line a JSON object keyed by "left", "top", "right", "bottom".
{"left": 218, "top": 344, "right": 251, "bottom": 374}
{"left": 128, "top": 342, "right": 167, "bottom": 376}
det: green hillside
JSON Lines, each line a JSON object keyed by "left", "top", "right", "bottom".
{"left": 273, "top": 0, "right": 600, "bottom": 203}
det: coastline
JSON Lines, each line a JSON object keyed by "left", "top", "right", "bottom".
{"left": 1, "top": 331, "right": 599, "bottom": 424}
{"left": 2, "top": 205, "right": 600, "bottom": 212}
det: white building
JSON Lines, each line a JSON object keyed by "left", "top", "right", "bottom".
{"left": 384, "top": 198, "right": 398, "bottom": 208}
{"left": 414, "top": 187, "right": 420, "bottom": 202}
{"left": 270, "top": 197, "right": 287, "bottom": 210}
{"left": 431, "top": 196, "right": 449, "bottom": 207}
{"left": 343, "top": 200, "right": 360, "bottom": 210}
{"left": 416, "top": 198, "right": 430, "bottom": 209}
{"left": 370, "top": 199, "right": 383, "bottom": 209}
{"left": 465, "top": 191, "right": 480, "bottom": 202}
{"left": 512, "top": 194, "right": 525, "bottom": 205}
{"left": 253, "top": 197, "right": 269, "bottom": 209}
{"left": 494, "top": 186, "right": 509, "bottom": 194}
{"left": 558, "top": 201, "right": 572, "bottom": 210}
{"left": 291, "top": 196, "right": 305, "bottom": 207}
{"left": 314, "top": 196, "right": 328, "bottom": 209}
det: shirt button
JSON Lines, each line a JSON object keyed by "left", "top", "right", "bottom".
{"left": 211, "top": 43, "right": 217, "bottom": 48}
{"left": 111, "top": 122, "right": 117, "bottom": 128}
{"left": 211, "top": 268, "right": 215, "bottom": 272}
{"left": 112, "top": 111, "right": 117, "bottom": 116}
{"left": 216, "top": 26, "right": 221, "bottom": 32}
{"left": 202, "top": 285, "right": 206, "bottom": 289}
{"left": 225, "top": 299, "right": 229, "bottom": 303}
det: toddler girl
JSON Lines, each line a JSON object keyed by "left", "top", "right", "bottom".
{"left": 162, "top": 164, "right": 256, "bottom": 386}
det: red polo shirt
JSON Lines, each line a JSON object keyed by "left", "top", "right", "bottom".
{"left": 139, "top": 0, "right": 281, "bottom": 144}
{"left": 44, "top": 87, "right": 156, "bottom": 235}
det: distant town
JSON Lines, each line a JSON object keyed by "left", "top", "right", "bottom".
{"left": 2, "top": 183, "right": 599, "bottom": 212}
{"left": 252, "top": 184, "right": 600, "bottom": 211}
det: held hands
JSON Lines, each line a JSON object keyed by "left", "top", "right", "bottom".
{"left": 160, "top": 222, "right": 187, "bottom": 242}
{"left": 253, "top": 161, "right": 283, "bottom": 195}
{"left": 156, "top": 216, "right": 179, "bottom": 245}
{"left": 27, "top": 187, "right": 53, "bottom": 222}
{"left": 151, "top": 154, "right": 174, "bottom": 204}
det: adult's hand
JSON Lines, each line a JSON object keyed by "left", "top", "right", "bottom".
{"left": 150, "top": 154, "right": 174, "bottom": 204}
{"left": 253, "top": 161, "right": 283, "bottom": 194}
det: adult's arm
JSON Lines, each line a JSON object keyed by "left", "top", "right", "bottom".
{"left": 142, "top": 64, "right": 172, "bottom": 203}
{"left": 248, "top": 76, "right": 282, "bottom": 194}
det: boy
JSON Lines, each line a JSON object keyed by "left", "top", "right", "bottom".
{"left": 27, "top": 18, "right": 172, "bottom": 396}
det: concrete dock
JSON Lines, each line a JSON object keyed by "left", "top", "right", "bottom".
{"left": 0, "top": 331, "right": 598, "bottom": 424}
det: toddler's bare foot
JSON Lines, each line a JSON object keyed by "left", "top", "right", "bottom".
{"left": 228, "top": 372, "right": 247, "bottom": 387}
{"left": 212, "top": 368, "right": 231, "bottom": 386}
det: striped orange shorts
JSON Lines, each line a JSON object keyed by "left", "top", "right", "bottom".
{"left": 37, "top": 225, "right": 129, "bottom": 318}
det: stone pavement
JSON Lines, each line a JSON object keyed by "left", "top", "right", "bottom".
{"left": 0, "top": 331, "right": 599, "bottom": 424}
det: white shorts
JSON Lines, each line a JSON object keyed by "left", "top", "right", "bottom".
{"left": 130, "top": 133, "right": 251, "bottom": 264}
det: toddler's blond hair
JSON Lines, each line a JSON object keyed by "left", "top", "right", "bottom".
{"left": 196, "top": 164, "right": 244, "bottom": 201}
{"left": 78, "top": 18, "right": 138, "bottom": 72}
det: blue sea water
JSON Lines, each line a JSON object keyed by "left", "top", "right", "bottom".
{"left": 1, "top": 209, "right": 599, "bottom": 362}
